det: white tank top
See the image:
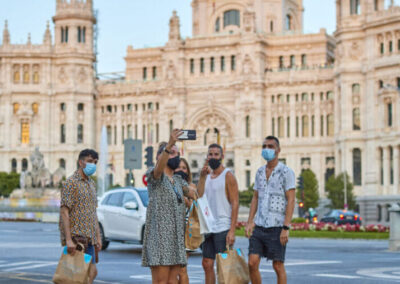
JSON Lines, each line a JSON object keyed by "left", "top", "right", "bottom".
{"left": 205, "top": 168, "right": 232, "bottom": 233}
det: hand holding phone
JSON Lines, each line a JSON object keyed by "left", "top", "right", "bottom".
{"left": 178, "top": 130, "right": 196, "bottom": 140}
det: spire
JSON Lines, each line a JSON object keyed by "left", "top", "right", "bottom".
{"left": 43, "top": 21, "right": 52, "bottom": 45}
{"left": 168, "top": 10, "right": 181, "bottom": 42}
{"left": 27, "top": 33, "right": 31, "bottom": 45}
{"left": 3, "top": 20, "right": 10, "bottom": 45}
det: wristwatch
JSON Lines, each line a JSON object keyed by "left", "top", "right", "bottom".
{"left": 282, "top": 225, "right": 290, "bottom": 231}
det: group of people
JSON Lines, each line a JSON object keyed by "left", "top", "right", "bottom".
{"left": 59, "top": 129, "right": 296, "bottom": 284}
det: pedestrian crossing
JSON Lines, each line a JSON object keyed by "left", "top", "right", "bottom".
{"left": 0, "top": 260, "right": 57, "bottom": 272}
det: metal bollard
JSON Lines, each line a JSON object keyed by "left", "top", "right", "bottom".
{"left": 389, "top": 203, "right": 400, "bottom": 251}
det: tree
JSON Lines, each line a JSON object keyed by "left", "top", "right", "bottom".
{"left": 296, "top": 169, "right": 319, "bottom": 211}
{"left": 325, "top": 172, "right": 356, "bottom": 210}
{"left": 239, "top": 183, "right": 254, "bottom": 207}
{"left": 0, "top": 172, "right": 20, "bottom": 197}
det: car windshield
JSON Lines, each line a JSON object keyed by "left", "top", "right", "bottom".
{"left": 136, "top": 190, "right": 149, "bottom": 207}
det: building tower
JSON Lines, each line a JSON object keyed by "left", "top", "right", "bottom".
{"left": 334, "top": 0, "right": 400, "bottom": 216}
{"left": 52, "top": 0, "right": 97, "bottom": 175}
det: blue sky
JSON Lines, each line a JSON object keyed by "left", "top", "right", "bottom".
{"left": 0, "top": 0, "right": 336, "bottom": 73}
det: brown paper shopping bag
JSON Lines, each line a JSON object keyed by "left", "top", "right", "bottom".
{"left": 185, "top": 201, "right": 203, "bottom": 250}
{"left": 53, "top": 243, "right": 92, "bottom": 284}
{"left": 216, "top": 246, "right": 250, "bottom": 284}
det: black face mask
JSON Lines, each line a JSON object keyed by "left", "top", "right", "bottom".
{"left": 174, "top": 170, "right": 188, "bottom": 181}
{"left": 167, "top": 156, "right": 180, "bottom": 170}
{"left": 209, "top": 158, "right": 222, "bottom": 170}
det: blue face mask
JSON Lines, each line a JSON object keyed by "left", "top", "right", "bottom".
{"left": 262, "top": 148, "right": 276, "bottom": 162}
{"left": 83, "top": 163, "right": 96, "bottom": 176}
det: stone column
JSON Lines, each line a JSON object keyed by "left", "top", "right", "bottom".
{"left": 393, "top": 146, "right": 399, "bottom": 194}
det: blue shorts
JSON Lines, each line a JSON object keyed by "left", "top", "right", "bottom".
{"left": 249, "top": 226, "right": 286, "bottom": 262}
{"left": 200, "top": 230, "right": 229, "bottom": 260}
{"left": 85, "top": 245, "right": 96, "bottom": 264}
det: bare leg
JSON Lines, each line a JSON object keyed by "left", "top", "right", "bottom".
{"left": 248, "top": 254, "right": 261, "bottom": 284}
{"left": 273, "top": 261, "right": 287, "bottom": 284}
{"left": 88, "top": 263, "right": 97, "bottom": 284}
{"left": 202, "top": 258, "right": 215, "bottom": 284}
{"left": 178, "top": 266, "right": 189, "bottom": 284}
{"left": 151, "top": 266, "right": 171, "bottom": 284}
{"left": 167, "top": 265, "right": 182, "bottom": 284}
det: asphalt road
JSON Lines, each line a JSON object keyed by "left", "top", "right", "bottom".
{"left": 0, "top": 222, "right": 399, "bottom": 283}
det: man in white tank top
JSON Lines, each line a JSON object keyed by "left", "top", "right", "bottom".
{"left": 197, "top": 143, "right": 239, "bottom": 284}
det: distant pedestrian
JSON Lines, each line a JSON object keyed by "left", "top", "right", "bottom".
{"left": 197, "top": 143, "right": 239, "bottom": 284}
{"left": 59, "top": 149, "right": 101, "bottom": 284}
{"left": 245, "top": 136, "right": 296, "bottom": 284}
{"left": 142, "top": 129, "right": 196, "bottom": 284}
{"left": 175, "top": 157, "right": 197, "bottom": 284}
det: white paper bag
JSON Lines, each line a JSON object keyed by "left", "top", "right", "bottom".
{"left": 197, "top": 195, "right": 216, "bottom": 234}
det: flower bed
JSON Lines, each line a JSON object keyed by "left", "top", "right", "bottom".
{"left": 235, "top": 222, "right": 389, "bottom": 233}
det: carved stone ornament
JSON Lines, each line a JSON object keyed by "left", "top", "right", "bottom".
{"left": 242, "top": 54, "right": 254, "bottom": 75}
{"left": 58, "top": 67, "right": 68, "bottom": 84}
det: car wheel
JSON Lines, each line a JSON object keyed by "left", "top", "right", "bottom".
{"left": 99, "top": 223, "right": 110, "bottom": 250}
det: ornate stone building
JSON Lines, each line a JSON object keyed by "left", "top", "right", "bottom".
{"left": 0, "top": 0, "right": 399, "bottom": 224}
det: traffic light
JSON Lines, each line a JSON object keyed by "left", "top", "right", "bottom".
{"left": 299, "top": 202, "right": 304, "bottom": 208}
{"left": 144, "top": 146, "right": 154, "bottom": 168}
{"left": 297, "top": 176, "right": 304, "bottom": 190}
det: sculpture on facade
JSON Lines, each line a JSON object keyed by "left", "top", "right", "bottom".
{"left": 30, "top": 147, "right": 52, "bottom": 188}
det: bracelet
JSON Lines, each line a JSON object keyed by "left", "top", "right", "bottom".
{"left": 164, "top": 148, "right": 171, "bottom": 154}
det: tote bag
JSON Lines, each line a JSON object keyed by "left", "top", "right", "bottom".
{"left": 53, "top": 243, "right": 92, "bottom": 284}
{"left": 216, "top": 247, "right": 250, "bottom": 284}
{"left": 197, "top": 194, "right": 216, "bottom": 234}
{"left": 185, "top": 201, "right": 203, "bottom": 250}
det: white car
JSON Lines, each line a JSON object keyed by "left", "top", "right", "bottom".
{"left": 97, "top": 187, "right": 148, "bottom": 250}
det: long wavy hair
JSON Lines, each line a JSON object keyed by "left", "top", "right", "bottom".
{"left": 179, "top": 157, "right": 192, "bottom": 184}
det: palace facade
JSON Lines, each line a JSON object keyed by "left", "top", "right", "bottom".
{"left": 0, "top": 0, "right": 399, "bottom": 224}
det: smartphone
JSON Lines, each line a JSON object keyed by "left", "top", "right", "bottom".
{"left": 178, "top": 130, "right": 196, "bottom": 140}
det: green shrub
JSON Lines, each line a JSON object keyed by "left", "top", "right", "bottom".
{"left": 0, "top": 172, "right": 20, "bottom": 197}
{"left": 291, "top": 217, "right": 307, "bottom": 223}
{"left": 239, "top": 183, "right": 254, "bottom": 207}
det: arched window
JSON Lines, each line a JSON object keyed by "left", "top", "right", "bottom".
{"left": 301, "top": 54, "right": 307, "bottom": 67}
{"left": 77, "top": 26, "right": 81, "bottom": 43}
{"left": 190, "top": 58, "right": 195, "bottom": 74}
{"left": 77, "top": 103, "right": 84, "bottom": 111}
{"left": 204, "top": 128, "right": 210, "bottom": 146}
{"left": 22, "top": 158, "right": 28, "bottom": 172}
{"left": 61, "top": 27, "right": 64, "bottom": 43}
{"left": 353, "top": 148, "right": 362, "bottom": 186}
{"left": 286, "top": 117, "right": 290, "bottom": 137}
{"left": 215, "top": 17, "right": 220, "bottom": 32}
{"left": 60, "top": 124, "right": 66, "bottom": 143}
{"left": 59, "top": 159, "right": 66, "bottom": 169}
{"left": 272, "top": 118, "right": 275, "bottom": 136}
{"left": 245, "top": 115, "right": 250, "bottom": 138}
{"left": 82, "top": 27, "right": 86, "bottom": 43}
{"left": 278, "top": 117, "right": 284, "bottom": 138}
{"left": 210, "top": 57, "right": 215, "bottom": 72}
{"left": 377, "top": 204, "right": 382, "bottom": 221}
{"left": 352, "top": 83, "right": 360, "bottom": 95}
{"left": 327, "top": 114, "right": 334, "bottom": 136}
{"left": 223, "top": 10, "right": 240, "bottom": 27}
{"left": 350, "top": 0, "right": 360, "bottom": 15}
{"left": 200, "top": 58, "right": 205, "bottom": 73}
{"left": 290, "top": 55, "right": 295, "bottom": 68}
{"left": 389, "top": 146, "right": 394, "bottom": 185}
{"left": 23, "top": 65, "right": 30, "bottom": 84}
{"left": 286, "top": 14, "right": 292, "bottom": 30}
{"left": 32, "top": 103, "right": 39, "bottom": 115}
{"left": 11, "top": 159, "right": 17, "bottom": 173}
{"left": 156, "top": 123, "right": 159, "bottom": 143}
{"left": 277, "top": 94, "right": 283, "bottom": 103}
{"left": 379, "top": 147, "right": 384, "bottom": 185}
{"left": 374, "top": 0, "right": 379, "bottom": 11}
{"left": 353, "top": 108, "right": 361, "bottom": 130}
{"left": 270, "top": 21, "right": 274, "bottom": 32}
{"left": 107, "top": 125, "right": 112, "bottom": 145}
{"left": 77, "top": 124, "right": 83, "bottom": 144}
{"left": 169, "top": 120, "right": 173, "bottom": 135}
{"left": 279, "top": 56, "right": 284, "bottom": 69}
{"left": 311, "top": 115, "right": 315, "bottom": 136}
{"left": 387, "top": 102, "right": 393, "bottom": 127}
{"left": 302, "top": 115, "right": 309, "bottom": 137}
{"left": 386, "top": 204, "right": 391, "bottom": 222}
{"left": 13, "top": 103, "right": 20, "bottom": 114}
{"left": 13, "top": 70, "right": 20, "bottom": 83}
{"left": 60, "top": 103, "right": 66, "bottom": 111}
{"left": 302, "top": 93, "right": 308, "bottom": 102}
{"left": 32, "top": 65, "right": 39, "bottom": 84}
{"left": 320, "top": 115, "right": 324, "bottom": 136}
{"left": 65, "top": 26, "right": 69, "bottom": 42}
{"left": 142, "top": 124, "right": 146, "bottom": 143}
{"left": 127, "top": 124, "right": 132, "bottom": 139}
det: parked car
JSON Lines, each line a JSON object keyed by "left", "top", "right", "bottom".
{"left": 320, "top": 209, "right": 362, "bottom": 225}
{"left": 97, "top": 187, "right": 148, "bottom": 250}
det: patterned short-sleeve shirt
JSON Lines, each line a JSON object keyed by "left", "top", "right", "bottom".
{"left": 254, "top": 162, "right": 295, "bottom": 228}
{"left": 59, "top": 170, "right": 98, "bottom": 245}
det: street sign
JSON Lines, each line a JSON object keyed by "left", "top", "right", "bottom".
{"left": 124, "top": 139, "right": 142, "bottom": 169}
{"left": 142, "top": 174, "right": 148, "bottom": 186}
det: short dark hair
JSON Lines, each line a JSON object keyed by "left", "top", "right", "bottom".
{"left": 265, "top": 136, "right": 280, "bottom": 148}
{"left": 157, "top": 141, "right": 168, "bottom": 157}
{"left": 78, "top": 149, "right": 99, "bottom": 161}
{"left": 208, "top": 143, "right": 223, "bottom": 154}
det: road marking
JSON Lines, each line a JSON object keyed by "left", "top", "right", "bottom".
{"left": 314, "top": 274, "right": 362, "bottom": 279}
{"left": 0, "top": 243, "right": 59, "bottom": 248}
{"left": 259, "top": 269, "right": 275, "bottom": 273}
{"left": 0, "top": 261, "right": 34, "bottom": 268}
{"left": 357, "top": 267, "right": 400, "bottom": 280}
{"left": 285, "top": 260, "right": 342, "bottom": 266}
{"left": 4, "top": 262, "right": 58, "bottom": 272}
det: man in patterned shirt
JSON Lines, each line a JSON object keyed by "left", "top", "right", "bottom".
{"left": 59, "top": 149, "right": 101, "bottom": 284}
{"left": 245, "top": 136, "right": 295, "bottom": 284}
